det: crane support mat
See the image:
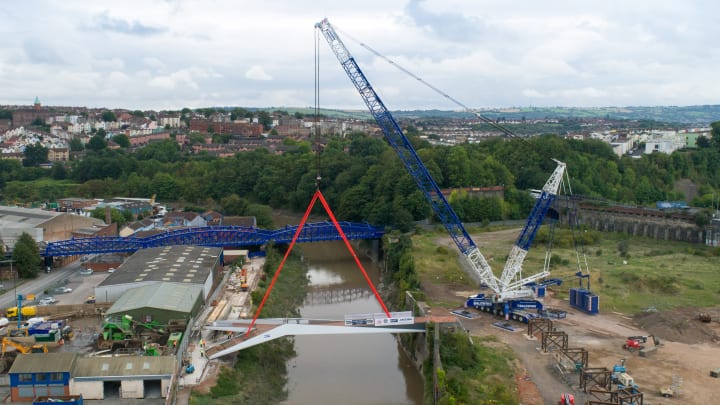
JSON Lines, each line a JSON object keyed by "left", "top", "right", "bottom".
{"left": 539, "top": 308, "right": 567, "bottom": 319}
{"left": 492, "top": 322, "right": 519, "bottom": 332}
{"left": 451, "top": 309, "right": 481, "bottom": 319}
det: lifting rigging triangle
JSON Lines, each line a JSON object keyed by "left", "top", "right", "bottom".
{"left": 245, "top": 188, "right": 391, "bottom": 336}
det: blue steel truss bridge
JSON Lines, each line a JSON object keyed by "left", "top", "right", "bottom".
{"left": 42, "top": 222, "right": 385, "bottom": 257}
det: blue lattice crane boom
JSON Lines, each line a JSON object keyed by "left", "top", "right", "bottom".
{"left": 315, "top": 18, "right": 501, "bottom": 293}
{"left": 316, "top": 19, "right": 569, "bottom": 307}
{"left": 497, "top": 159, "right": 566, "bottom": 299}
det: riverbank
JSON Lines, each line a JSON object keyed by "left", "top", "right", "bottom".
{"left": 187, "top": 246, "right": 309, "bottom": 404}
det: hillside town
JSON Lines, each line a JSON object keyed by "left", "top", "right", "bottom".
{"left": 0, "top": 99, "right": 715, "bottom": 164}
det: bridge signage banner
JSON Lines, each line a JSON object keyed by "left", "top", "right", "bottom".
{"left": 344, "top": 313, "right": 375, "bottom": 326}
{"left": 344, "top": 311, "right": 414, "bottom": 326}
{"left": 373, "top": 311, "right": 414, "bottom": 326}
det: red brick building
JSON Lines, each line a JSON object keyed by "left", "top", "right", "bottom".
{"left": 189, "top": 119, "right": 262, "bottom": 136}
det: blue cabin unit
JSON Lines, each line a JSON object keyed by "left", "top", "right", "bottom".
{"left": 569, "top": 287, "right": 599, "bottom": 314}
{"left": 9, "top": 353, "right": 77, "bottom": 402}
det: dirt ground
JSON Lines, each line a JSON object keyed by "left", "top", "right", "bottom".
{"left": 423, "top": 229, "right": 720, "bottom": 405}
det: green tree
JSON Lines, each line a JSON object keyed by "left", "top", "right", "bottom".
{"left": 136, "top": 140, "right": 180, "bottom": 163}
{"left": 69, "top": 138, "right": 84, "bottom": 152}
{"left": 87, "top": 134, "right": 107, "bottom": 151}
{"left": 12, "top": 232, "right": 41, "bottom": 278}
{"left": 131, "top": 110, "right": 145, "bottom": 117}
{"left": 710, "top": 121, "right": 720, "bottom": 150}
{"left": 90, "top": 207, "right": 128, "bottom": 226}
{"left": 111, "top": 134, "right": 131, "bottom": 148}
{"left": 257, "top": 111, "right": 272, "bottom": 130}
{"left": 51, "top": 164, "right": 67, "bottom": 180}
{"left": 22, "top": 142, "right": 48, "bottom": 167}
{"left": 211, "top": 133, "right": 231, "bottom": 144}
{"left": 230, "top": 107, "right": 249, "bottom": 121}
{"left": 188, "top": 133, "right": 205, "bottom": 145}
{"left": 102, "top": 111, "right": 117, "bottom": 122}
{"left": 220, "top": 194, "right": 249, "bottom": 215}
{"left": 696, "top": 135, "right": 711, "bottom": 149}
{"left": 151, "top": 172, "right": 180, "bottom": 200}
{"left": 246, "top": 203, "right": 274, "bottom": 228}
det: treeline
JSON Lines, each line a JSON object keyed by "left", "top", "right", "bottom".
{"left": 1, "top": 126, "right": 720, "bottom": 230}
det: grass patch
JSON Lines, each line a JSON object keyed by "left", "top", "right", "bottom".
{"left": 412, "top": 227, "right": 720, "bottom": 314}
{"left": 428, "top": 326, "right": 518, "bottom": 405}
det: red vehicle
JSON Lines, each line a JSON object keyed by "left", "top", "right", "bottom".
{"left": 559, "top": 393, "right": 575, "bottom": 405}
{"left": 623, "top": 335, "right": 660, "bottom": 352}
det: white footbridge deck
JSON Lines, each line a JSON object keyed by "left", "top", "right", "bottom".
{"left": 203, "top": 312, "right": 455, "bottom": 359}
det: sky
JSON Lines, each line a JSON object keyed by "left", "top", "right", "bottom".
{"left": 1, "top": 0, "right": 718, "bottom": 111}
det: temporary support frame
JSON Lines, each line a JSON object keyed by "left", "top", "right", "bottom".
{"left": 581, "top": 367, "right": 612, "bottom": 392}
{"left": 561, "top": 347, "right": 589, "bottom": 370}
{"left": 613, "top": 388, "right": 643, "bottom": 405}
{"left": 541, "top": 330, "right": 568, "bottom": 352}
{"left": 527, "top": 317, "right": 553, "bottom": 338}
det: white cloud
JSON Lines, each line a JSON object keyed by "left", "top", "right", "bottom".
{"left": 0, "top": 0, "right": 717, "bottom": 109}
{"left": 245, "top": 66, "right": 272, "bottom": 81}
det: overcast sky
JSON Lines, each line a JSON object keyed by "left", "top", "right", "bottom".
{"left": 1, "top": 0, "right": 718, "bottom": 111}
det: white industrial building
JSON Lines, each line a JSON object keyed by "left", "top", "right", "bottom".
{"left": 70, "top": 356, "right": 176, "bottom": 400}
{"left": 0, "top": 206, "right": 106, "bottom": 252}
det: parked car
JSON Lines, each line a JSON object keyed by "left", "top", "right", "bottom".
{"left": 85, "top": 296, "right": 96, "bottom": 304}
{"left": 39, "top": 296, "right": 57, "bottom": 305}
{"left": 79, "top": 268, "right": 93, "bottom": 275}
{"left": 53, "top": 286, "right": 73, "bottom": 294}
{"left": 108, "top": 267, "right": 116, "bottom": 273}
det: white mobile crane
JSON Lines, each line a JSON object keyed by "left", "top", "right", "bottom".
{"left": 316, "top": 19, "right": 567, "bottom": 322}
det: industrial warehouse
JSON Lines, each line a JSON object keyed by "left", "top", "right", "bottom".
{"left": 0, "top": 241, "right": 261, "bottom": 404}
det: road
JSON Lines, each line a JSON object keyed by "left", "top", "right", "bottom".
{"left": 0, "top": 259, "right": 86, "bottom": 311}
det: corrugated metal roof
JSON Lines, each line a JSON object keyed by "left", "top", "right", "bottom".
{"left": 98, "top": 245, "right": 219, "bottom": 287}
{"left": 8, "top": 352, "right": 77, "bottom": 374}
{"left": 106, "top": 282, "right": 203, "bottom": 315}
{"left": 72, "top": 355, "right": 176, "bottom": 378}
{"left": 0, "top": 206, "right": 62, "bottom": 228}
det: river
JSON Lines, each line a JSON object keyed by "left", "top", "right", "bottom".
{"left": 281, "top": 240, "right": 424, "bottom": 405}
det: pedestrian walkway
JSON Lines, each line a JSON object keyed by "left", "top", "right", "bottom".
{"left": 177, "top": 256, "right": 265, "bottom": 388}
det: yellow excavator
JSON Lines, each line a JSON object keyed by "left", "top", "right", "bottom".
{"left": 1, "top": 338, "right": 48, "bottom": 354}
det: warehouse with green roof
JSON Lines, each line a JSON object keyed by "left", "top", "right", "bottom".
{"left": 105, "top": 282, "right": 204, "bottom": 325}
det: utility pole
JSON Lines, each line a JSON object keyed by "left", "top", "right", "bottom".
{"left": 0, "top": 259, "right": 17, "bottom": 326}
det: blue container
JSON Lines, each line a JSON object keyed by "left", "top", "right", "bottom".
{"left": 569, "top": 288, "right": 577, "bottom": 306}
{"left": 586, "top": 295, "right": 600, "bottom": 314}
{"left": 578, "top": 289, "right": 590, "bottom": 304}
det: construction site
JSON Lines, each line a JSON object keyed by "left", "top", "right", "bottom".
{"left": 424, "top": 226, "right": 720, "bottom": 405}
{"left": 0, "top": 245, "right": 263, "bottom": 403}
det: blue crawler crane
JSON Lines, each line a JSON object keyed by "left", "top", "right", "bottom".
{"left": 317, "top": 18, "right": 568, "bottom": 322}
